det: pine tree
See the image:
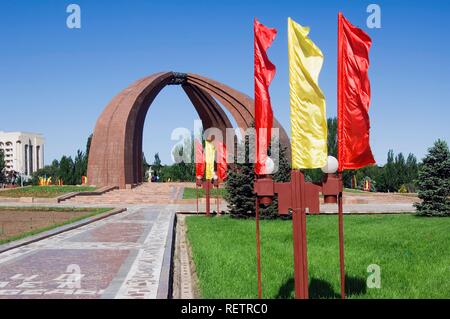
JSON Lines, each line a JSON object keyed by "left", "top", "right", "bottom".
{"left": 73, "top": 150, "right": 85, "bottom": 184}
{"left": 59, "top": 156, "right": 75, "bottom": 185}
{"left": 225, "top": 134, "right": 291, "bottom": 219}
{"left": 0, "top": 149, "right": 5, "bottom": 184}
{"left": 414, "top": 139, "right": 450, "bottom": 217}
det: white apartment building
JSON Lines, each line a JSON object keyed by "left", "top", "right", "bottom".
{"left": 0, "top": 131, "right": 45, "bottom": 177}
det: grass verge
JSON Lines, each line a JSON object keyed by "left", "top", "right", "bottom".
{"left": 186, "top": 214, "right": 450, "bottom": 299}
{"left": 0, "top": 186, "right": 97, "bottom": 198}
{"left": 183, "top": 187, "right": 228, "bottom": 199}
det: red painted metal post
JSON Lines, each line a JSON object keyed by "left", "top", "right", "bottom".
{"left": 205, "top": 181, "right": 211, "bottom": 217}
{"left": 216, "top": 184, "right": 220, "bottom": 214}
{"left": 196, "top": 183, "right": 199, "bottom": 215}
{"left": 338, "top": 173, "right": 345, "bottom": 299}
{"left": 291, "top": 170, "right": 309, "bottom": 299}
{"left": 255, "top": 197, "right": 262, "bottom": 299}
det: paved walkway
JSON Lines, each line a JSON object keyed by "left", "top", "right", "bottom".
{"left": 0, "top": 205, "right": 175, "bottom": 299}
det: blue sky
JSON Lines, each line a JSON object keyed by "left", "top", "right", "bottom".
{"left": 1, "top": 0, "right": 449, "bottom": 165}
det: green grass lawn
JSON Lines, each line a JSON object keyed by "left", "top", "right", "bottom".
{"left": 0, "top": 206, "right": 111, "bottom": 245}
{"left": 0, "top": 186, "right": 97, "bottom": 198}
{"left": 183, "top": 187, "right": 228, "bottom": 199}
{"left": 186, "top": 214, "right": 450, "bottom": 299}
{"left": 343, "top": 188, "right": 366, "bottom": 194}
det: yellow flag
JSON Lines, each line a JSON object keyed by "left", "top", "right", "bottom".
{"left": 288, "top": 17, "right": 327, "bottom": 169}
{"left": 205, "top": 141, "right": 215, "bottom": 180}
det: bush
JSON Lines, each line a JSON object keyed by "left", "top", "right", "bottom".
{"left": 414, "top": 140, "right": 450, "bottom": 217}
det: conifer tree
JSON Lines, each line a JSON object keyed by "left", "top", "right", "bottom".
{"left": 414, "top": 139, "right": 450, "bottom": 217}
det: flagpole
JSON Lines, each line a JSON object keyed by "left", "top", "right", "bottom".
{"left": 256, "top": 196, "right": 262, "bottom": 299}
{"left": 337, "top": 13, "right": 345, "bottom": 299}
{"left": 338, "top": 173, "right": 345, "bottom": 299}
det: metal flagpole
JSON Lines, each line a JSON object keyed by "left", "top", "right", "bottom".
{"left": 196, "top": 182, "right": 198, "bottom": 215}
{"left": 255, "top": 197, "right": 262, "bottom": 299}
{"left": 338, "top": 172, "right": 345, "bottom": 299}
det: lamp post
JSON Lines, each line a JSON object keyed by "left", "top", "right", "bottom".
{"left": 196, "top": 176, "right": 213, "bottom": 217}
{"left": 212, "top": 173, "right": 220, "bottom": 214}
{"left": 254, "top": 156, "right": 343, "bottom": 299}
{"left": 195, "top": 175, "right": 202, "bottom": 215}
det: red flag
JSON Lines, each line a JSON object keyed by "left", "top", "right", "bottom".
{"left": 338, "top": 13, "right": 376, "bottom": 172}
{"left": 217, "top": 142, "right": 227, "bottom": 181}
{"left": 254, "top": 18, "right": 277, "bottom": 175}
{"left": 195, "top": 140, "right": 205, "bottom": 179}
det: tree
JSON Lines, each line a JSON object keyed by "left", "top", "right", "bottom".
{"left": 73, "top": 150, "right": 85, "bottom": 185}
{"left": 405, "top": 153, "right": 419, "bottom": 192}
{"left": 225, "top": 129, "right": 256, "bottom": 218}
{"left": 225, "top": 130, "right": 291, "bottom": 219}
{"left": 82, "top": 133, "right": 93, "bottom": 177}
{"left": 142, "top": 153, "right": 150, "bottom": 181}
{"left": 414, "top": 140, "right": 450, "bottom": 217}
{"left": 152, "top": 153, "right": 162, "bottom": 177}
{"left": 0, "top": 149, "right": 5, "bottom": 184}
{"left": 327, "top": 117, "right": 338, "bottom": 157}
{"left": 59, "top": 156, "right": 75, "bottom": 185}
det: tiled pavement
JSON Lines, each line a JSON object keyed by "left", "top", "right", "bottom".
{"left": 0, "top": 205, "right": 175, "bottom": 299}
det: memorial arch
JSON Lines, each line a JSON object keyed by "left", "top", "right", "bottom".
{"left": 87, "top": 71, "right": 290, "bottom": 189}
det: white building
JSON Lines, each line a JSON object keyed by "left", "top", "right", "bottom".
{"left": 0, "top": 131, "right": 45, "bottom": 177}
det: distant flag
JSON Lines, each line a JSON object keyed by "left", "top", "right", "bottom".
{"left": 195, "top": 140, "right": 205, "bottom": 179}
{"left": 217, "top": 142, "right": 227, "bottom": 181}
{"left": 288, "top": 17, "right": 328, "bottom": 169}
{"left": 338, "top": 13, "right": 376, "bottom": 171}
{"left": 254, "top": 18, "right": 277, "bottom": 175}
{"left": 204, "top": 140, "right": 215, "bottom": 181}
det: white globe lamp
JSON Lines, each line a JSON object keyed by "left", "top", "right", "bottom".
{"left": 265, "top": 157, "right": 275, "bottom": 175}
{"left": 321, "top": 156, "right": 339, "bottom": 174}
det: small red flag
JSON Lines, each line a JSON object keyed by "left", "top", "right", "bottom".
{"left": 217, "top": 142, "right": 227, "bottom": 181}
{"left": 254, "top": 18, "right": 277, "bottom": 175}
{"left": 195, "top": 140, "right": 205, "bottom": 179}
{"left": 338, "top": 13, "right": 376, "bottom": 172}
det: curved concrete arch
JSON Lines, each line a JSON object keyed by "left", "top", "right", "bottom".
{"left": 88, "top": 71, "right": 290, "bottom": 188}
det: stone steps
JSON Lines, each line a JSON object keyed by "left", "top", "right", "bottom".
{"left": 64, "top": 182, "right": 186, "bottom": 205}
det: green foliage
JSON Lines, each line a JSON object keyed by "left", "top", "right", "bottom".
{"left": 142, "top": 153, "right": 150, "bottom": 181}
{"left": 157, "top": 140, "right": 196, "bottom": 182}
{"left": 73, "top": 150, "right": 85, "bottom": 185}
{"left": 327, "top": 117, "right": 338, "bottom": 157}
{"left": 182, "top": 187, "right": 227, "bottom": 199}
{"left": 0, "top": 149, "right": 5, "bottom": 184}
{"left": 58, "top": 156, "right": 75, "bottom": 185}
{"left": 160, "top": 162, "right": 195, "bottom": 182}
{"left": 31, "top": 134, "right": 91, "bottom": 186}
{"left": 225, "top": 131, "right": 291, "bottom": 219}
{"left": 414, "top": 139, "right": 450, "bottom": 217}
{"left": 344, "top": 150, "right": 419, "bottom": 193}
{"left": 0, "top": 185, "right": 96, "bottom": 198}
{"left": 152, "top": 153, "right": 162, "bottom": 177}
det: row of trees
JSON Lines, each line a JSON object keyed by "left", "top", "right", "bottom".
{"left": 303, "top": 118, "right": 420, "bottom": 193}
{"left": 223, "top": 119, "right": 449, "bottom": 218}
{"left": 31, "top": 135, "right": 92, "bottom": 186}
